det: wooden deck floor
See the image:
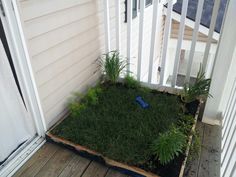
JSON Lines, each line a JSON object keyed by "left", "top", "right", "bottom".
{"left": 13, "top": 122, "right": 221, "bottom": 177}
{"left": 184, "top": 122, "right": 221, "bottom": 177}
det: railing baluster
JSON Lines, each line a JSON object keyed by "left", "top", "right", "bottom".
{"left": 148, "top": 0, "right": 159, "bottom": 83}
{"left": 185, "top": 0, "right": 204, "bottom": 83}
{"left": 202, "top": 0, "right": 221, "bottom": 72}
{"left": 127, "top": 0, "right": 132, "bottom": 73}
{"left": 115, "top": 0, "right": 121, "bottom": 51}
{"left": 103, "top": 0, "right": 110, "bottom": 53}
{"left": 171, "top": 0, "right": 189, "bottom": 87}
{"left": 137, "top": 0, "right": 145, "bottom": 81}
{"left": 160, "top": 0, "right": 173, "bottom": 86}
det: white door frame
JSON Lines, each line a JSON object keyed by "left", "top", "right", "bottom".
{"left": 0, "top": 0, "right": 47, "bottom": 176}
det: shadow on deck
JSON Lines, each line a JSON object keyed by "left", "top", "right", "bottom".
{"left": 13, "top": 122, "right": 221, "bottom": 177}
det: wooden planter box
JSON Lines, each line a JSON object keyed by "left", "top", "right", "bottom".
{"left": 46, "top": 86, "right": 199, "bottom": 177}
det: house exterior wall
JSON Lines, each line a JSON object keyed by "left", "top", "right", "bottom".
{"left": 16, "top": 0, "right": 164, "bottom": 128}
{"left": 16, "top": 0, "right": 106, "bottom": 128}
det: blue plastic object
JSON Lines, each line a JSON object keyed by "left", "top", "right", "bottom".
{"left": 136, "top": 96, "right": 149, "bottom": 109}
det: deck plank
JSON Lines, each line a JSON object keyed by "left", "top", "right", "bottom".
{"left": 34, "top": 147, "right": 74, "bottom": 177}
{"left": 13, "top": 143, "right": 59, "bottom": 177}
{"left": 58, "top": 155, "right": 91, "bottom": 177}
{"left": 197, "top": 124, "right": 221, "bottom": 177}
{"left": 81, "top": 161, "right": 108, "bottom": 177}
{"left": 105, "top": 169, "right": 129, "bottom": 177}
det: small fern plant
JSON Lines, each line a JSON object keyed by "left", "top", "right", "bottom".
{"left": 68, "top": 87, "right": 102, "bottom": 118}
{"left": 68, "top": 100, "right": 86, "bottom": 118}
{"left": 181, "top": 64, "right": 212, "bottom": 103}
{"left": 151, "top": 127, "right": 186, "bottom": 165}
{"left": 98, "top": 51, "right": 127, "bottom": 83}
{"left": 83, "top": 87, "right": 102, "bottom": 105}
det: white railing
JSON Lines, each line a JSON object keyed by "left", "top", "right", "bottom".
{"left": 185, "top": 0, "right": 204, "bottom": 83}
{"left": 103, "top": 0, "right": 223, "bottom": 88}
{"left": 160, "top": 0, "right": 173, "bottom": 85}
{"left": 221, "top": 78, "right": 236, "bottom": 177}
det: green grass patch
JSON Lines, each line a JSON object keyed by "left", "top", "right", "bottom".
{"left": 51, "top": 83, "right": 189, "bottom": 167}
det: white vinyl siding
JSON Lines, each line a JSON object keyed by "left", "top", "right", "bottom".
{"left": 17, "top": 0, "right": 106, "bottom": 128}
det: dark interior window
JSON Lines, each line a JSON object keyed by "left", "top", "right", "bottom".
{"left": 125, "top": 0, "right": 153, "bottom": 22}
{"left": 125, "top": 0, "right": 138, "bottom": 22}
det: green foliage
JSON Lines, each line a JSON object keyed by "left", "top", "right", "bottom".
{"left": 68, "top": 102, "right": 86, "bottom": 118}
{"left": 151, "top": 127, "right": 187, "bottom": 165}
{"left": 181, "top": 64, "right": 212, "bottom": 103}
{"left": 83, "top": 87, "right": 102, "bottom": 105}
{"left": 68, "top": 87, "right": 102, "bottom": 118}
{"left": 98, "top": 51, "right": 127, "bottom": 83}
{"left": 124, "top": 75, "right": 140, "bottom": 89}
{"left": 177, "top": 114, "right": 195, "bottom": 134}
{"left": 188, "top": 131, "right": 201, "bottom": 161}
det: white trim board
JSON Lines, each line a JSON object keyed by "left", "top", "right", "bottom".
{"left": 163, "top": 7, "right": 220, "bottom": 41}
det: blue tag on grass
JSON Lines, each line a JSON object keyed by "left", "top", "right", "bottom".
{"left": 136, "top": 96, "right": 149, "bottom": 109}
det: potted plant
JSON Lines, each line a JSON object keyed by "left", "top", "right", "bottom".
{"left": 181, "top": 64, "right": 212, "bottom": 116}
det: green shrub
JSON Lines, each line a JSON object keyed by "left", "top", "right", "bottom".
{"left": 69, "top": 102, "right": 86, "bottom": 118}
{"left": 124, "top": 75, "right": 140, "bottom": 89}
{"left": 69, "top": 87, "right": 102, "bottom": 118}
{"left": 177, "top": 115, "right": 195, "bottom": 134}
{"left": 83, "top": 87, "right": 102, "bottom": 105}
{"left": 98, "top": 51, "right": 127, "bottom": 83}
{"left": 181, "top": 64, "right": 212, "bottom": 103}
{"left": 151, "top": 127, "right": 186, "bottom": 165}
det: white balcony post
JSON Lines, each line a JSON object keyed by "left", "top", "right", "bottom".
{"left": 203, "top": 0, "right": 236, "bottom": 125}
{"left": 185, "top": 0, "right": 204, "bottom": 83}
{"left": 202, "top": 0, "right": 221, "bottom": 72}
{"left": 127, "top": 0, "right": 132, "bottom": 73}
{"left": 160, "top": 0, "right": 173, "bottom": 86}
{"left": 148, "top": 0, "right": 159, "bottom": 83}
{"left": 137, "top": 0, "right": 145, "bottom": 81}
{"left": 115, "top": 0, "right": 121, "bottom": 51}
{"left": 104, "top": 0, "right": 110, "bottom": 53}
{"left": 171, "top": 0, "right": 189, "bottom": 87}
